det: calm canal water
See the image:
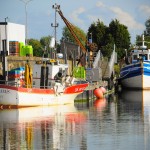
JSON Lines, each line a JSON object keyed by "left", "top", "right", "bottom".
{"left": 0, "top": 90, "right": 150, "bottom": 150}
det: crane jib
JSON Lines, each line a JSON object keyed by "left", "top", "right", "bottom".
{"left": 57, "top": 9, "right": 87, "bottom": 54}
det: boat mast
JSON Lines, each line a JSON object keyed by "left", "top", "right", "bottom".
{"left": 141, "top": 34, "right": 147, "bottom": 49}
{"left": 51, "top": 3, "right": 59, "bottom": 59}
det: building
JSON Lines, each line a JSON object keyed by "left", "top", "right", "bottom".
{"left": 0, "top": 22, "right": 25, "bottom": 55}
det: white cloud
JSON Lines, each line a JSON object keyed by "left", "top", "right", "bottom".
{"left": 70, "top": 7, "right": 85, "bottom": 25}
{"left": 96, "top": 1, "right": 105, "bottom": 8}
{"left": 139, "top": 5, "right": 150, "bottom": 15}
{"left": 110, "top": 7, "right": 144, "bottom": 30}
{"left": 87, "top": 14, "right": 102, "bottom": 23}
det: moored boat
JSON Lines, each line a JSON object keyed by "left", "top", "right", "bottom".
{"left": 0, "top": 58, "right": 88, "bottom": 108}
{"left": 119, "top": 35, "right": 150, "bottom": 89}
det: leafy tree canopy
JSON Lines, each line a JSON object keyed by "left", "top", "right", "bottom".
{"left": 28, "top": 39, "right": 43, "bottom": 57}
{"left": 87, "top": 19, "right": 131, "bottom": 60}
{"left": 88, "top": 19, "right": 107, "bottom": 50}
{"left": 40, "top": 36, "right": 52, "bottom": 51}
{"left": 144, "top": 17, "right": 150, "bottom": 36}
{"left": 136, "top": 17, "right": 150, "bottom": 49}
{"left": 108, "top": 19, "right": 130, "bottom": 59}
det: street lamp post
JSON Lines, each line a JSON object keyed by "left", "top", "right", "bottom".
{"left": 20, "top": 0, "right": 32, "bottom": 45}
{"left": 51, "top": 3, "right": 59, "bottom": 50}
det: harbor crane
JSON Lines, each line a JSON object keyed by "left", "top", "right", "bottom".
{"left": 54, "top": 4, "right": 98, "bottom": 66}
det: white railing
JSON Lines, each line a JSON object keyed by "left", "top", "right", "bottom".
{"left": 93, "top": 50, "right": 101, "bottom": 68}
{"left": 108, "top": 49, "right": 116, "bottom": 77}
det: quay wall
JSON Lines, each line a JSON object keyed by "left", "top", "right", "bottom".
{"left": 0, "top": 56, "right": 73, "bottom": 76}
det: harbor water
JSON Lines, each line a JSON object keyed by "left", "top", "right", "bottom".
{"left": 0, "top": 90, "right": 150, "bottom": 150}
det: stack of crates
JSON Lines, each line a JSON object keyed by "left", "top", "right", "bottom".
{"left": 9, "top": 41, "right": 19, "bottom": 56}
{"left": 8, "top": 67, "right": 25, "bottom": 86}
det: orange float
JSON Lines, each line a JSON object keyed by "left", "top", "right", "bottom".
{"left": 100, "top": 86, "right": 106, "bottom": 94}
{"left": 93, "top": 88, "right": 103, "bottom": 99}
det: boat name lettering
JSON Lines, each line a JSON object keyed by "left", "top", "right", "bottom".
{"left": 75, "top": 87, "right": 85, "bottom": 92}
{"left": 0, "top": 89, "right": 10, "bottom": 93}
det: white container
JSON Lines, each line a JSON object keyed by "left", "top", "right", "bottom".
{"left": 56, "top": 53, "right": 63, "bottom": 58}
{"left": 50, "top": 37, "right": 55, "bottom": 48}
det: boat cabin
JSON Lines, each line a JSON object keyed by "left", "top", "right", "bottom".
{"left": 32, "top": 60, "right": 68, "bottom": 88}
{"left": 131, "top": 48, "right": 150, "bottom": 63}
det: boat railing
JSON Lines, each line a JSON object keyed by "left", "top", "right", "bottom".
{"left": 107, "top": 49, "right": 116, "bottom": 78}
{"left": 93, "top": 50, "right": 101, "bottom": 68}
{"left": 0, "top": 80, "right": 21, "bottom": 87}
{"left": 0, "top": 77, "right": 88, "bottom": 89}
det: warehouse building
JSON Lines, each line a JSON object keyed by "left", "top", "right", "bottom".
{"left": 0, "top": 22, "right": 25, "bottom": 55}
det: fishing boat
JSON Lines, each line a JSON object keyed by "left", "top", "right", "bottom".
{"left": 0, "top": 57, "right": 88, "bottom": 108}
{"left": 119, "top": 35, "right": 150, "bottom": 89}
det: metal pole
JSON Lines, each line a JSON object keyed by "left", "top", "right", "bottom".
{"left": 51, "top": 3, "right": 59, "bottom": 51}
{"left": 5, "top": 17, "right": 8, "bottom": 54}
{"left": 2, "top": 17, "right": 8, "bottom": 81}
{"left": 20, "top": 0, "right": 32, "bottom": 45}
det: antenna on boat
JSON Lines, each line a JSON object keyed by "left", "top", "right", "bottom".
{"left": 141, "top": 34, "right": 147, "bottom": 49}
{"left": 51, "top": 3, "right": 59, "bottom": 59}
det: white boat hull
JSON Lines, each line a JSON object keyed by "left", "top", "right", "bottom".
{"left": 120, "top": 62, "right": 150, "bottom": 89}
{"left": 121, "top": 74, "right": 142, "bottom": 89}
{"left": 0, "top": 83, "right": 88, "bottom": 108}
{"left": 121, "top": 74, "right": 150, "bottom": 90}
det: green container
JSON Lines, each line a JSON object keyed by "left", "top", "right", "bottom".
{"left": 25, "top": 45, "right": 33, "bottom": 56}
{"left": 73, "top": 67, "right": 86, "bottom": 79}
{"left": 19, "top": 42, "right": 25, "bottom": 56}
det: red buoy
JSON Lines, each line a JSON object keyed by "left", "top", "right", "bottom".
{"left": 93, "top": 88, "right": 103, "bottom": 99}
{"left": 100, "top": 87, "right": 106, "bottom": 94}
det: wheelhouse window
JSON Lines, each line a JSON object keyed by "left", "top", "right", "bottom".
{"left": 133, "top": 55, "right": 137, "bottom": 60}
{"left": 139, "top": 54, "right": 148, "bottom": 60}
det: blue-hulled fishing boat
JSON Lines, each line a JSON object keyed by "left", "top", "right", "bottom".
{"left": 119, "top": 35, "right": 150, "bottom": 89}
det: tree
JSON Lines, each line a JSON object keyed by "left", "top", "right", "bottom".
{"left": 145, "top": 17, "right": 150, "bottom": 36}
{"left": 40, "top": 36, "right": 52, "bottom": 51}
{"left": 28, "top": 39, "right": 43, "bottom": 57}
{"left": 87, "top": 19, "right": 131, "bottom": 60}
{"left": 108, "top": 19, "right": 130, "bottom": 60}
{"left": 101, "top": 33, "right": 114, "bottom": 58}
{"left": 88, "top": 19, "right": 107, "bottom": 50}
{"left": 109, "top": 19, "right": 130, "bottom": 48}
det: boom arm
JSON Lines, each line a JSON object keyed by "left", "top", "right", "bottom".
{"left": 57, "top": 8, "right": 87, "bottom": 54}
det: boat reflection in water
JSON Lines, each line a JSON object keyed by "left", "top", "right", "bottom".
{"left": 0, "top": 104, "right": 87, "bottom": 150}
{"left": 120, "top": 89, "right": 150, "bottom": 106}
{"left": 119, "top": 90, "right": 150, "bottom": 127}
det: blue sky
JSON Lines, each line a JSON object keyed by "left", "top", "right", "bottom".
{"left": 0, "top": 0, "right": 150, "bottom": 44}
